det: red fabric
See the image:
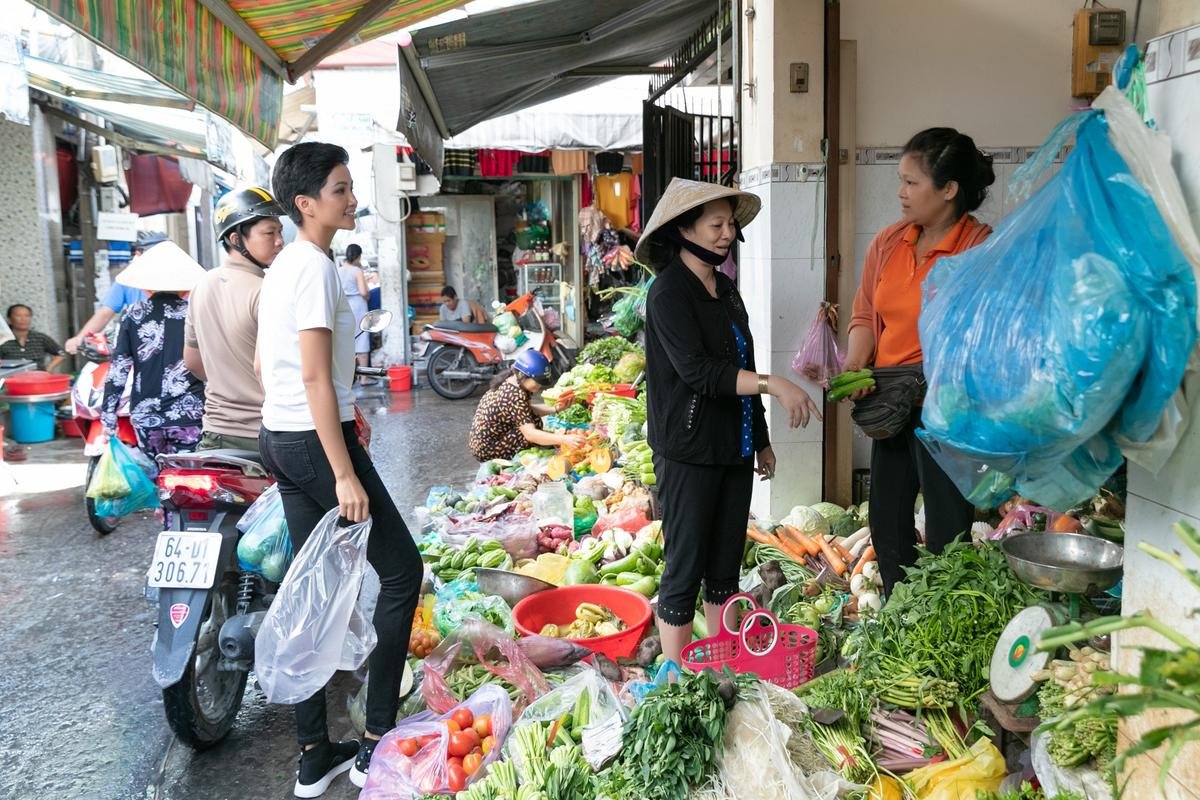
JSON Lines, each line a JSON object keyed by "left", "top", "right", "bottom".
{"left": 582, "top": 176, "right": 593, "bottom": 209}
{"left": 56, "top": 146, "right": 77, "bottom": 215}
{"left": 630, "top": 174, "right": 642, "bottom": 233}
{"left": 124, "top": 155, "right": 194, "bottom": 216}
{"left": 477, "top": 149, "right": 520, "bottom": 178}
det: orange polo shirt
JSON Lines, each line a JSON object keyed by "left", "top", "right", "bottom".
{"left": 850, "top": 214, "right": 991, "bottom": 367}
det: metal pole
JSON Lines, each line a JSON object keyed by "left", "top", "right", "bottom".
{"left": 717, "top": 0, "right": 722, "bottom": 183}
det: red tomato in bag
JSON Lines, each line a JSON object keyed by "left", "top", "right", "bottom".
{"left": 447, "top": 730, "right": 475, "bottom": 758}
{"left": 451, "top": 708, "right": 475, "bottom": 730}
{"left": 447, "top": 763, "right": 468, "bottom": 792}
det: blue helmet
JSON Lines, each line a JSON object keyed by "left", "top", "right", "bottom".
{"left": 514, "top": 350, "right": 551, "bottom": 384}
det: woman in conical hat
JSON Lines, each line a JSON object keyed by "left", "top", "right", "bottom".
{"left": 100, "top": 240, "right": 207, "bottom": 459}
{"left": 637, "top": 178, "right": 822, "bottom": 666}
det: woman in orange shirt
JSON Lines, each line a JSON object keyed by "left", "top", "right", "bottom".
{"left": 845, "top": 128, "right": 996, "bottom": 594}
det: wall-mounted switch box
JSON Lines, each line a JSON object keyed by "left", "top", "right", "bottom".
{"left": 790, "top": 62, "right": 809, "bottom": 93}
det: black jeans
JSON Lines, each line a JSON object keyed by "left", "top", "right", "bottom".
{"left": 653, "top": 454, "right": 754, "bottom": 626}
{"left": 868, "top": 415, "right": 975, "bottom": 595}
{"left": 260, "top": 422, "right": 423, "bottom": 745}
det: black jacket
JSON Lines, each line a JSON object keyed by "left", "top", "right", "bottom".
{"left": 644, "top": 259, "right": 769, "bottom": 465}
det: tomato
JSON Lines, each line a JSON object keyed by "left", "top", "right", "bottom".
{"left": 462, "top": 727, "right": 481, "bottom": 747}
{"left": 399, "top": 738, "right": 419, "bottom": 758}
{"left": 473, "top": 714, "right": 492, "bottom": 738}
{"left": 444, "top": 719, "right": 461, "bottom": 734}
{"left": 462, "top": 752, "right": 483, "bottom": 775}
{"left": 481, "top": 735, "right": 496, "bottom": 755}
{"left": 417, "top": 733, "right": 439, "bottom": 746}
{"left": 447, "top": 763, "right": 468, "bottom": 793}
{"left": 447, "top": 730, "right": 476, "bottom": 758}
{"left": 452, "top": 707, "right": 475, "bottom": 730}
{"left": 448, "top": 756, "right": 463, "bottom": 769}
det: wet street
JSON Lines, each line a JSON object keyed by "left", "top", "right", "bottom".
{"left": 0, "top": 386, "right": 479, "bottom": 800}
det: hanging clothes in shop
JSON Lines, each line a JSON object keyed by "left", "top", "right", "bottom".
{"left": 551, "top": 150, "right": 589, "bottom": 175}
{"left": 443, "top": 149, "right": 478, "bottom": 177}
{"left": 125, "top": 155, "right": 193, "bottom": 216}
{"left": 595, "top": 172, "right": 635, "bottom": 231}
{"left": 629, "top": 174, "right": 642, "bottom": 233}
{"left": 478, "top": 149, "right": 520, "bottom": 178}
{"left": 630, "top": 153, "right": 644, "bottom": 175}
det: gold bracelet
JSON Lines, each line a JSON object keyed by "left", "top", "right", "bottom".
{"left": 758, "top": 374, "right": 770, "bottom": 395}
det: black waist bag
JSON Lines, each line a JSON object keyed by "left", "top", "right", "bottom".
{"left": 851, "top": 364, "right": 927, "bottom": 439}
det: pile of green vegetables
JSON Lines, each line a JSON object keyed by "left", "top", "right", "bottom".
{"left": 843, "top": 540, "right": 1048, "bottom": 704}
{"left": 457, "top": 721, "right": 595, "bottom": 800}
{"left": 579, "top": 338, "right": 643, "bottom": 369}
{"left": 598, "top": 668, "right": 751, "bottom": 800}
{"left": 1037, "top": 680, "right": 1116, "bottom": 769}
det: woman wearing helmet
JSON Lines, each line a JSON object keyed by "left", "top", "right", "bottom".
{"left": 467, "top": 350, "right": 584, "bottom": 461}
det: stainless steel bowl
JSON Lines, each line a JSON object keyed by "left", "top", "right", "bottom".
{"left": 1000, "top": 532, "right": 1124, "bottom": 594}
{"left": 474, "top": 568, "right": 556, "bottom": 607}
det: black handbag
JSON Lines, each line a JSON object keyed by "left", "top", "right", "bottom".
{"left": 850, "top": 364, "right": 927, "bottom": 439}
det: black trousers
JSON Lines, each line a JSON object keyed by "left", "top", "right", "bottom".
{"left": 260, "top": 422, "right": 423, "bottom": 745}
{"left": 654, "top": 455, "right": 754, "bottom": 626}
{"left": 868, "top": 416, "right": 974, "bottom": 595}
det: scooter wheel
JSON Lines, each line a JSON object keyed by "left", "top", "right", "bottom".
{"left": 427, "top": 346, "right": 480, "bottom": 400}
{"left": 85, "top": 456, "right": 119, "bottom": 536}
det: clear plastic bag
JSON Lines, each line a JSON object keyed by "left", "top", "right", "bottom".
{"left": 917, "top": 105, "right": 1198, "bottom": 511}
{"left": 235, "top": 485, "right": 292, "bottom": 582}
{"left": 90, "top": 439, "right": 159, "bottom": 516}
{"left": 422, "top": 618, "right": 549, "bottom": 715}
{"left": 432, "top": 590, "right": 514, "bottom": 637}
{"left": 360, "top": 684, "right": 514, "bottom": 800}
{"left": 254, "top": 508, "right": 379, "bottom": 705}
{"left": 592, "top": 506, "right": 650, "bottom": 538}
{"left": 792, "top": 302, "right": 843, "bottom": 384}
{"left": 510, "top": 667, "right": 628, "bottom": 768}
{"left": 440, "top": 515, "right": 538, "bottom": 560}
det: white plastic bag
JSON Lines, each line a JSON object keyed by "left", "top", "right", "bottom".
{"left": 255, "top": 508, "right": 379, "bottom": 704}
{"left": 510, "top": 667, "right": 628, "bottom": 769}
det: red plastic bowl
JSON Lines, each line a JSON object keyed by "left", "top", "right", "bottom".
{"left": 512, "top": 585, "right": 652, "bottom": 660}
{"left": 4, "top": 371, "right": 70, "bottom": 396}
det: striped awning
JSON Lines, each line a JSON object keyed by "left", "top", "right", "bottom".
{"left": 28, "top": 0, "right": 469, "bottom": 148}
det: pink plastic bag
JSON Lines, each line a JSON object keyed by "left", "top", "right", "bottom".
{"left": 992, "top": 504, "right": 1082, "bottom": 538}
{"left": 591, "top": 506, "right": 650, "bottom": 537}
{"left": 422, "top": 618, "right": 550, "bottom": 715}
{"left": 792, "top": 302, "right": 843, "bottom": 384}
{"left": 440, "top": 514, "right": 539, "bottom": 560}
{"left": 360, "top": 684, "right": 513, "bottom": 799}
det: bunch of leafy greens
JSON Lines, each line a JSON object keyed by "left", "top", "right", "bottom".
{"left": 579, "top": 337, "right": 644, "bottom": 369}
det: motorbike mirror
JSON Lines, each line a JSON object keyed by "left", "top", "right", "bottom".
{"left": 360, "top": 309, "right": 393, "bottom": 333}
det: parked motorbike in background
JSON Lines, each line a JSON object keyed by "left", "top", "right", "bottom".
{"left": 147, "top": 312, "right": 390, "bottom": 748}
{"left": 421, "top": 291, "right": 574, "bottom": 399}
{"left": 73, "top": 332, "right": 139, "bottom": 535}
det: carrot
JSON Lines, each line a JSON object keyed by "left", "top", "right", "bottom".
{"left": 746, "top": 526, "right": 774, "bottom": 546}
{"left": 766, "top": 527, "right": 811, "bottom": 565}
{"left": 851, "top": 546, "right": 876, "bottom": 576}
{"left": 815, "top": 535, "right": 849, "bottom": 576}
{"left": 780, "top": 526, "right": 820, "bottom": 557}
{"left": 831, "top": 538, "right": 854, "bottom": 563}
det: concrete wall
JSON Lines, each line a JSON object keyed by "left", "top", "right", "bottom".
{"left": 0, "top": 113, "right": 60, "bottom": 339}
{"left": 1118, "top": 8, "right": 1200, "bottom": 797}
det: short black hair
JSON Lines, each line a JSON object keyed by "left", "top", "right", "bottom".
{"left": 6, "top": 303, "right": 32, "bottom": 318}
{"left": 345, "top": 243, "right": 363, "bottom": 263}
{"left": 903, "top": 128, "right": 996, "bottom": 217}
{"left": 441, "top": 286, "right": 457, "bottom": 299}
{"left": 271, "top": 142, "right": 350, "bottom": 226}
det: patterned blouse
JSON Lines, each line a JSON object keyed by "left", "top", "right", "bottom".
{"left": 468, "top": 379, "right": 540, "bottom": 462}
{"left": 102, "top": 293, "right": 205, "bottom": 433}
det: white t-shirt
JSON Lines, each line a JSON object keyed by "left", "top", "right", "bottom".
{"left": 259, "top": 241, "right": 357, "bottom": 430}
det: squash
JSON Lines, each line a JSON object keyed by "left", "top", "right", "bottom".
{"left": 867, "top": 775, "right": 903, "bottom": 800}
{"left": 546, "top": 455, "right": 571, "bottom": 480}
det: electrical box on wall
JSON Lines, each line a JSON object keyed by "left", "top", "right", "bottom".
{"left": 91, "top": 145, "right": 119, "bottom": 184}
{"left": 790, "top": 62, "right": 809, "bottom": 93}
{"left": 1072, "top": 7, "right": 1127, "bottom": 98}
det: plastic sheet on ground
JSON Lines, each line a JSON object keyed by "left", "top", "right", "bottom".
{"left": 1031, "top": 729, "right": 1113, "bottom": 800}
{"left": 917, "top": 90, "right": 1198, "bottom": 511}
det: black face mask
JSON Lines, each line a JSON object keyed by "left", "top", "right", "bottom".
{"left": 665, "top": 221, "right": 744, "bottom": 267}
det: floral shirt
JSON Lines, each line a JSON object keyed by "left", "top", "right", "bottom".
{"left": 102, "top": 293, "right": 205, "bottom": 433}
{"left": 468, "top": 380, "right": 540, "bottom": 462}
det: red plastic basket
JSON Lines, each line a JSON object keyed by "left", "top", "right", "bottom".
{"left": 512, "top": 585, "right": 651, "bottom": 660}
{"left": 681, "top": 593, "right": 818, "bottom": 690}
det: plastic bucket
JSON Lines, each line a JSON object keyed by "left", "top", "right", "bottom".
{"left": 10, "top": 401, "right": 56, "bottom": 443}
{"left": 387, "top": 365, "right": 413, "bottom": 392}
{"left": 512, "top": 585, "right": 652, "bottom": 660}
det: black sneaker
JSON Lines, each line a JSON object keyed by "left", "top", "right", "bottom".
{"left": 294, "top": 739, "right": 359, "bottom": 798}
{"left": 349, "top": 737, "right": 381, "bottom": 788}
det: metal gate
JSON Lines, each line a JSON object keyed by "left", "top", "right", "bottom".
{"left": 642, "top": 101, "right": 736, "bottom": 224}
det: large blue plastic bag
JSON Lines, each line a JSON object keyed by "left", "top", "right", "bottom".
{"left": 917, "top": 110, "right": 1197, "bottom": 510}
{"left": 255, "top": 508, "right": 378, "bottom": 704}
{"left": 91, "top": 438, "right": 159, "bottom": 516}
{"left": 235, "top": 484, "right": 292, "bottom": 582}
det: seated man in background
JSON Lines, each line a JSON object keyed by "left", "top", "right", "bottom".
{"left": 1, "top": 304, "right": 65, "bottom": 371}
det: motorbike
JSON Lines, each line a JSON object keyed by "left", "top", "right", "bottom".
{"left": 73, "top": 332, "right": 140, "bottom": 535}
{"left": 421, "top": 291, "right": 574, "bottom": 400}
{"left": 148, "top": 312, "right": 391, "bottom": 749}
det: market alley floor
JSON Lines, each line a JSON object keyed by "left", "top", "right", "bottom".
{"left": 0, "top": 385, "right": 479, "bottom": 800}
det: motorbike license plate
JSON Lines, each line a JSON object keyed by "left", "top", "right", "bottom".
{"left": 147, "top": 532, "right": 223, "bottom": 589}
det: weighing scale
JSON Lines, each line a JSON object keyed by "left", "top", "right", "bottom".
{"left": 988, "top": 533, "right": 1125, "bottom": 715}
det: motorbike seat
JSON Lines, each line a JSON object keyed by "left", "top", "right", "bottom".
{"left": 430, "top": 320, "right": 498, "bottom": 334}
{"left": 156, "top": 449, "right": 268, "bottom": 477}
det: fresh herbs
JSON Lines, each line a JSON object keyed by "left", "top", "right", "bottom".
{"left": 844, "top": 540, "right": 1047, "bottom": 700}
{"left": 579, "top": 338, "right": 644, "bottom": 369}
{"left": 598, "top": 668, "right": 750, "bottom": 800}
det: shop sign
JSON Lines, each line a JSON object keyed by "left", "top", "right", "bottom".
{"left": 96, "top": 212, "right": 140, "bottom": 242}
